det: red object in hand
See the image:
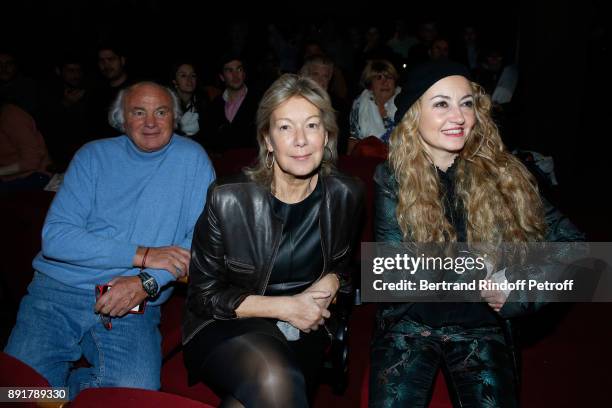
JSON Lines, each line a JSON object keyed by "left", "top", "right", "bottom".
{"left": 96, "top": 284, "right": 146, "bottom": 315}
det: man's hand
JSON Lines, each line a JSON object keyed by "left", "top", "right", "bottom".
{"left": 133, "top": 246, "right": 190, "bottom": 279}
{"left": 94, "top": 276, "right": 148, "bottom": 317}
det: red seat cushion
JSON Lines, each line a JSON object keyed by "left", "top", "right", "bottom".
{"left": 350, "top": 136, "right": 389, "bottom": 161}
{"left": 0, "top": 352, "right": 50, "bottom": 408}
{"left": 160, "top": 290, "right": 186, "bottom": 356}
{"left": 209, "top": 148, "right": 257, "bottom": 178}
{"left": 161, "top": 350, "right": 221, "bottom": 406}
{"left": 337, "top": 154, "right": 385, "bottom": 244}
{"left": 0, "top": 351, "right": 50, "bottom": 387}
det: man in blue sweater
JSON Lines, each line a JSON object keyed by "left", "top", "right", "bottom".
{"left": 4, "top": 82, "right": 215, "bottom": 399}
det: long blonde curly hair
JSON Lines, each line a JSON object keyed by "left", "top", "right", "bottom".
{"left": 388, "top": 81, "right": 546, "bottom": 245}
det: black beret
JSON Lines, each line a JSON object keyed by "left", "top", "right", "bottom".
{"left": 394, "top": 61, "right": 471, "bottom": 124}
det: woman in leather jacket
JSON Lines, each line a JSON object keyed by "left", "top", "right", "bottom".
{"left": 368, "top": 61, "right": 583, "bottom": 408}
{"left": 183, "top": 74, "right": 363, "bottom": 408}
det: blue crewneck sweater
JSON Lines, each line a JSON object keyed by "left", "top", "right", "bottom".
{"left": 32, "top": 134, "right": 215, "bottom": 305}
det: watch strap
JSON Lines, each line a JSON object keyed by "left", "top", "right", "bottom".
{"left": 138, "top": 272, "right": 158, "bottom": 298}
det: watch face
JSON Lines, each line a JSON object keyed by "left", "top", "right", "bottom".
{"left": 140, "top": 274, "right": 158, "bottom": 297}
{"left": 145, "top": 279, "right": 157, "bottom": 295}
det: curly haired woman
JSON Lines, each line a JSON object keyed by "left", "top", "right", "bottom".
{"left": 369, "top": 61, "right": 583, "bottom": 407}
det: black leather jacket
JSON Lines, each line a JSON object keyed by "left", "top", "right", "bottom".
{"left": 183, "top": 171, "right": 364, "bottom": 345}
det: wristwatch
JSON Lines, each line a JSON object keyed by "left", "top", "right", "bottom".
{"left": 138, "top": 272, "right": 158, "bottom": 298}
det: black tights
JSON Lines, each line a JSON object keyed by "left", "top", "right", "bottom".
{"left": 199, "top": 331, "right": 316, "bottom": 408}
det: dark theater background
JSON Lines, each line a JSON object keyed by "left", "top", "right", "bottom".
{"left": 1, "top": 0, "right": 610, "bottom": 407}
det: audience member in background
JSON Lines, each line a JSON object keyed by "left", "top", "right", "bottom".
{"left": 317, "top": 18, "right": 356, "bottom": 89}
{"left": 183, "top": 74, "right": 363, "bottom": 407}
{"left": 98, "top": 45, "right": 130, "bottom": 90}
{"left": 0, "top": 50, "right": 38, "bottom": 116}
{"left": 4, "top": 82, "right": 215, "bottom": 399}
{"left": 348, "top": 60, "right": 401, "bottom": 156}
{"left": 429, "top": 37, "right": 450, "bottom": 61}
{"left": 90, "top": 45, "right": 134, "bottom": 138}
{"left": 473, "top": 44, "right": 507, "bottom": 97}
{"left": 301, "top": 40, "right": 349, "bottom": 103}
{"left": 201, "top": 54, "right": 258, "bottom": 152}
{"left": 0, "top": 99, "right": 51, "bottom": 191}
{"left": 453, "top": 25, "right": 481, "bottom": 72}
{"left": 387, "top": 20, "right": 419, "bottom": 61}
{"left": 251, "top": 48, "right": 283, "bottom": 97}
{"left": 473, "top": 45, "right": 520, "bottom": 148}
{"left": 299, "top": 55, "right": 334, "bottom": 91}
{"left": 369, "top": 61, "right": 584, "bottom": 408}
{"left": 170, "top": 61, "right": 208, "bottom": 139}
{"left": 406, "top": 20, "right": 439, "bottom": 67}
{"left": 300, "top": 55, "right": 350, "bottom": 154}
{"left": 39, "top": 52, "right": 94, "bottom": 171}
{"left": 267, "top": 23, "right": 300, "bottom": 74}
{"left": 360, "top": 26, "right": 399, "bottom": 68}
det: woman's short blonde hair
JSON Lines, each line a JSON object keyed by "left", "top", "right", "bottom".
{"left": 360, "top": 59, "right": 399, "bottom": 89}
{"left": 245, "top": 74, "right": 338, "bottom": 187}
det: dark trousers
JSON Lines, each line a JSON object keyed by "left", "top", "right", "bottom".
{"left": 369, "top": 318, "right": 518, "bottom": 408}
{"left": 184, "top": 318, "right": 328, "bottom": 408}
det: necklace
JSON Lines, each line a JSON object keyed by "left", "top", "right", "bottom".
{"left": 272, "top": 174, "right": 317, "bottom": 204}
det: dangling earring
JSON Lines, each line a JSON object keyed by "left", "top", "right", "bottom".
{"left": 324, "top": 144, "right": 334, "bottom": 160}
{"left": 265, "top": 151, "right": 275, "bottom": 169}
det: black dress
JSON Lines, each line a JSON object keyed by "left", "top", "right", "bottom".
{"left": 184, "top": 180, "right": 329, "bottom": 407}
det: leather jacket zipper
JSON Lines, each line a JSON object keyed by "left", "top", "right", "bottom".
{"left": 317, "top": 178, "right": 328, "bottom": 282}
{"left": 260, "top": 217, "right": 283, "bottom": 295}
{"left": 318, "top": 183, "right": 333, "bottom": 343}
{"left": 184, "top": 317, "right": 214, "bottom": 344}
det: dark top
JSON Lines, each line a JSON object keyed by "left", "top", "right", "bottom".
{"left": 402, "top": 159, "right": 498, "bottom": 328}
{"left": 185, "top": 180, "right": 324, "bottom": 382}
{"left": 265, "top": 179, "right": 323, "bottom": 296}
{"left": 183, "top": 172, "right": 364, "bottom": 382}
{"left": 199, "top": 89, "right": 259, "bottom": 152}
{"left": 89, "top": 77, "right": 138, "bottom": 139}
{"left": 184, "top": 170, "right": 364, "bottom": 344}
{"left": 373, "top": 159, "right": 585, "bottom": 332}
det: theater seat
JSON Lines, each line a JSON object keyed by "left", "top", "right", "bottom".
{"left": 160, "top": 289, "right": 221, "bottom": 406}
{"left": 338, "top": 154, "right": 385, "bottom": 245}
{"left": 0, "top": 351, "right": 50, "bottom": 408}
{"left": 0, "top": 351, "right": 50, "bottom": 388}
{"left": 71, "top": 387, "right": 215, "bottom": 407}
{"left": 160, "top": 286, "right": 187, "bottom": 357}
{"left": 209, "top": 148, "right": 257, "bottom": 178}
{"left": 0, "top": 191, "right": 55, "bottom": 313}
{"left": 161, "top": 349, "right": 221, "bottom": 406}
